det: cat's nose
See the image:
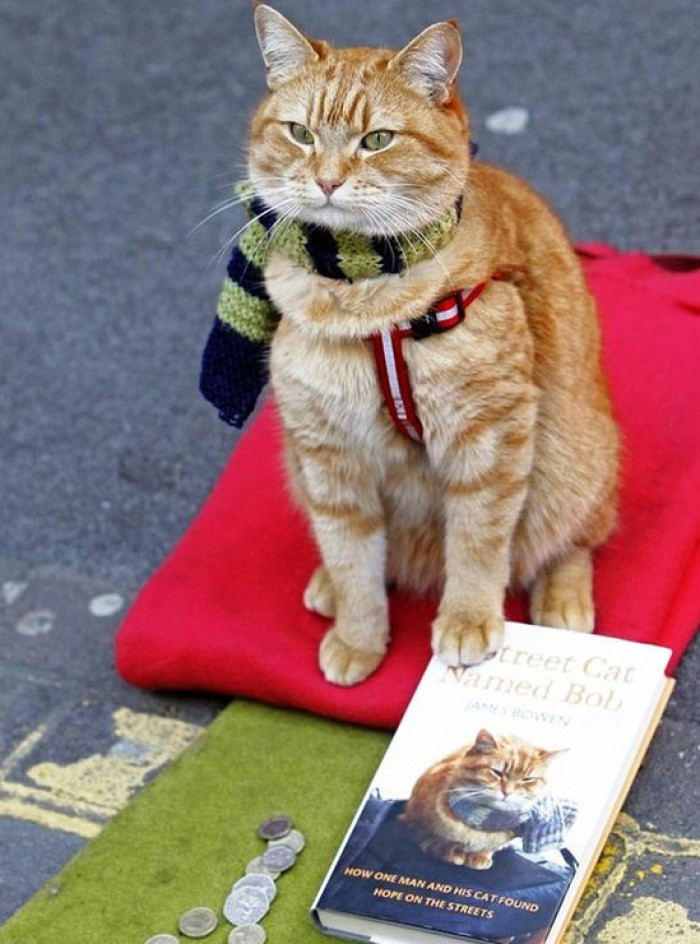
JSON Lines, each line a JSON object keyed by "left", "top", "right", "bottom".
{"left": 315, "top": 177, "right": 344, "bottom": 196}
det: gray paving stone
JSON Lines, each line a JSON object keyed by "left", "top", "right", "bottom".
{"left": 667, "top": 630, "right": 700, "bottom": 724}
{"left": 0, "top": 677, "right": 68, "bottom": 761}
{"left": 0, "top": 818, "right": 85, "bottom": 925}
{"left": 625, "top": 717, "right": 700, "bottom": 838}
{"left": 3, "top": 697, "right": 201, "bottom": 809}
{"left": 0, "top": 556, "right": 226, "bottom": 725}
{"left": 0, "top": 557, "right": 133, "bottom": 691}
{"left": 6, "top": 699, "right": 125, "bottom": 786}
{"left": 586, "top": 851, "right": 700, "bottom": 938}
{"left": 616, "top": 853, "right": 700, "bottom": 917}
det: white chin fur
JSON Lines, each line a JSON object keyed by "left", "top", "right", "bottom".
{"left": 293, "top": 203, "right": 373, "bottom": 233}
{"left": 262, "top": 196, "right": 440, "bottom": 237}
{"left": 249, "top": 170, "right": 440, "bottom": 237}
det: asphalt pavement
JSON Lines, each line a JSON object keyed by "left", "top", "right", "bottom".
{"left": 1, "top": 0, "right": 699, "bottom": 935}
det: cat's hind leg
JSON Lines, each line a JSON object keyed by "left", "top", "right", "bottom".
{"left": 303, "top": 565, "right": 336, "bottom": 618}
{"left": 529, "top": 547, "right": 594, "bottom": 632}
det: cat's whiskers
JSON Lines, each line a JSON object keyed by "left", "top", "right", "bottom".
{"left": 266, "top": 202, "right": 302, "bottom": 244}
{"left": 363, "top": 206, "right": 417, "bottom": 267}
{"left": 229, "top": 201, "right": 302, "bottom": 287}
{"left": 212, "top": 175, "right": 291, "bottom": 194}
{"left": 190, "top": 186, "right": 290, "bottom": 238}
{"left": 383, "top": 182, "right": 433, "bottom": 192}
{"left": 378, "top": 195, "right": 456, "bottom": 290}
{"left": 375, "top": 206, "right": 427, "bottom": 273}
{"left": 434, "top": 162, "right": 468, "bottom": 190}
{"left": 209, "top": 197, "right": 295, "bottom": 271}
{"left": 363, "top": 204, "right": 446, "bottom": 288}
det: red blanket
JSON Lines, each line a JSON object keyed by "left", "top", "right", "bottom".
{"left": 116, "top": 245, "right": 700, "bottom": 728}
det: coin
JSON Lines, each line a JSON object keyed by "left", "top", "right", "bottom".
{"left": 261, "top": 844, "right": 296, "bottom": 872}
{"left": 233, "top": 873, "right": 277, "bottom": 903}
{"left": 145, "top": 936, "right": 179, "bottom": 944}
{"left": 245, "top": 855, "right": 280, "bottom": 880}
{"left": 179, "top": 906, "right": 218, "bottom": 938}
{"left": 224, "top": 887, "right": 270, "bottom": 926}
{"left": 268, "top": 828, "right": 305, "bottom": 854}
{"left": 257, "top": 814, "right": 293, "bottom": 841}
{"left": 228, "top": 926, "right": 267, "bottom": 944}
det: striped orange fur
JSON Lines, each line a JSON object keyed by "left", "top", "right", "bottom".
{"left": 401, "top": 729, "right": 564, "bottom": 869}
{"left": 249, "top": 6, "right": 620, "bottom": 685}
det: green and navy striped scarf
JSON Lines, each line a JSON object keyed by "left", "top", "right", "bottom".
{"left": 200, "top": 183, "right": 462, "bottom": 427}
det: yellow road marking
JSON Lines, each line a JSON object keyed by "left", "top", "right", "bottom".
{"left": 0, "top": 796, "right": 99, "bottom": 839}
{"left": 564, "top": 813, "right": 700, "bottom": 943}
{"left": 0, "top": 721, "right": 52, "bottom": 779}
{"left": 0, "top": 707, "right": 203, "bottom": 835}
{"left": 598, "top": 898, "right": 700, "bottom": 943}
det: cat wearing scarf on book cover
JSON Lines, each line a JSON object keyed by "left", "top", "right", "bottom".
{"left": 200, "top": 6, "right": 619, "bottom": 686}
{"left": 401, "top": 729, "right": 574, "bottom": 870}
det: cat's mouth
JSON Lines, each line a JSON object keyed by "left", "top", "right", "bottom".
{"left": 314, "top": 195, "right": 350, "bottom": 211}
{"left": 305, "top": 199, "right": 358, "bottom": 226}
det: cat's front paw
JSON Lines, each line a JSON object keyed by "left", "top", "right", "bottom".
{"left": 463, "top": 851, "right": 494, "bottom": 870}
{"left": 319, "top": 628, "right": 385, "bottom": 686}
{"left": 431, "top": 610, "right": 504, "bottom": 666}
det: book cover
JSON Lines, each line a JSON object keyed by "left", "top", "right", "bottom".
{"left": 313, "top": 622, "right": 672, "bottom": 944}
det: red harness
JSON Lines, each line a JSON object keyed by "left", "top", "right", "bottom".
{"left": 370, "top": 280, "right": 491, "bottom": 441}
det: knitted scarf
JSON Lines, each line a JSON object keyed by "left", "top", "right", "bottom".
{"left": 199, "top": 183, "right": 463, "bottom": 428}
{"left": 448, "top": 792, "right": 578, "bottom": 855}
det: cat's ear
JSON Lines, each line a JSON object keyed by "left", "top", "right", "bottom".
{"left": 389, "top": 21, "right": 463, "bottom": 105}
{"left": 470, "top": 729, "right": 499, "bottom": 755}
{"left": 540, "top": 747, "right": 569, "bottom": 763}
{"left": 254, "top": 4, "right": 319, "bottom": 90}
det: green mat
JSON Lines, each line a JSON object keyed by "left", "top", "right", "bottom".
{"left": 0, "top": 701, "right": 389, "bottom": 944}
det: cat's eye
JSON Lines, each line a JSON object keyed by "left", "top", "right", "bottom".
{"left": 361, "top": 130, "right": 394, "bottom": 152}
{"left": 490, "top": 767, "right": 505, "bottom": 778}
{"left": 521, "top": 777, "right": 539, "bottom": 784}
{"left": 289, "top": 123, "right": 314, "bottom": 145}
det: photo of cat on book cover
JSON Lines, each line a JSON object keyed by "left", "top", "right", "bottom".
{"left": 319, "top": 727, "right": 579, "bottom": 943}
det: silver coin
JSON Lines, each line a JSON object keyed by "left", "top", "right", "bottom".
{"left": 245, "top": 855, "right": 280, "bottom": 880}
{"left": 261, "top": 843, "right": 296, "bottom": 872}
{"left": 228, "top": 927, "right": 267, "bottom": 944}
{"left": 257, "top": 814, "right": 293, "bottom": 841}
{"left": 145, "top": 936, "right": 179, "bottom": 944}
{"left": 268, "top": 828, "right": 305, "bottom": 854}
{"left": 179, "top": 906, "right": 218, "bottom": 938}
{"left": 224, "top": 887, "right": 270, "bottom": 926}
{"left": 233, "top": 873, "right": 277, "bottom": 903}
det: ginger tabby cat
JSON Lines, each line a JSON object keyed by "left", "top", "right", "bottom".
{"left": 249, "top": 6, "right": 619, "bottom": 685}
{"left": 401, "top": 728, "right": 568, "bottom": 870}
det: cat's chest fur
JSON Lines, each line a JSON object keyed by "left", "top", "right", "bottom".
{"left": 268, "top": 258, "right": 533, "bottom": 457}
{"left": 270, "top": 316, "right": 393, "bottom": 452}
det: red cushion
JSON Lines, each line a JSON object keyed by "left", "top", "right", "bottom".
{"left": 116, "top": 246, "right": 700, "bottom": 728}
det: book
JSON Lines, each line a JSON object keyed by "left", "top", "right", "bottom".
{"left": 312, "top": 622, "right": 673, "bottom": 944}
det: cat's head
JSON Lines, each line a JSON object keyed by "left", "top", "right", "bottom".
{"left": 247, "top": 4, "right": 471, "bottom": 236}
{"left": 448, "top": 729, "right": 566, "bottom": 815}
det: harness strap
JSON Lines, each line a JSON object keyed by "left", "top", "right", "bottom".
{"left": 370, "top": 280, "right": 492, "bottom": 442}
{"left": 371, "top": 327, "right": 425, "bottom": 442}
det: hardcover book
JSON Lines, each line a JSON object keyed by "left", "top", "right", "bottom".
{"left": 312, "top": 622, "right": 673, "bottom": 944}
